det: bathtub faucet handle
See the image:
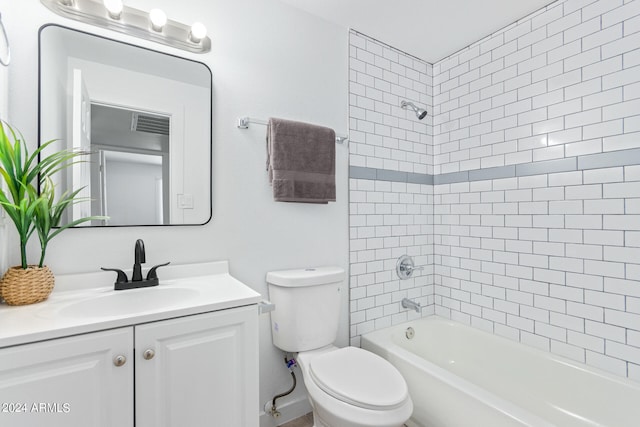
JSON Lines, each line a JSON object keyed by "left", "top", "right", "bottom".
{"left": 396, "top": 254, "right": 424, "bottom": 280}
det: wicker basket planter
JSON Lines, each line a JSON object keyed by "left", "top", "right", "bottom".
{"left": 0, "top": 266, "right": 55, "bottom": 306}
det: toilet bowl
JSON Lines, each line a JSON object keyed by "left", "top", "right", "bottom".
{"left": 296, "top": 346, "right": 413, "bottom": 427}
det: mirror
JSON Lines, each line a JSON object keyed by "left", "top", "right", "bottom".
{"left": 39, "top": 25, "right": 212, "bottom": 226}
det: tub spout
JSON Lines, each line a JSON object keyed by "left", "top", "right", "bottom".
{"left": 402, "top": 298, "right": 421, "bottom": 313}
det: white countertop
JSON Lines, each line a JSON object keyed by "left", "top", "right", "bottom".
{"left": 0, "top": 261, "right": 262, "bottom": 348}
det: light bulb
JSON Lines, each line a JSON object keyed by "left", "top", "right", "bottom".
{"left": 189, "top": 22, "right": 207, "bottom": 43}
{"left": 103, "top": 0, "right": 123, "bottom": 20}
{"left": 149, "top": 8, "right": 167, "bottom": 32}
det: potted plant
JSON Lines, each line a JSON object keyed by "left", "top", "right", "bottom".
{"left": 0, "top": 122, "right": 103, "bottom": 305}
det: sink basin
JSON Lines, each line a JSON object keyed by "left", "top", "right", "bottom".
{"left": 58, "top": 287, "right": 200, "bottom": 318}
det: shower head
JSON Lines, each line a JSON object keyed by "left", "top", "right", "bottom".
{"left": 401, "top": 100, "right": 428, "bottom": 120}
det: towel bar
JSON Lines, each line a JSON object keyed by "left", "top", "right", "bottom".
{"left": 237, "top": 116, "right": 348, "bottom": 144}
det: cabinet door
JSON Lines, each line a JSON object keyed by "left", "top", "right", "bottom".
{"left": 135, "top": 305, "right": 258, "bottom": 427}
{"left": 0, "top": 328, "right": 134, "bottom": 427}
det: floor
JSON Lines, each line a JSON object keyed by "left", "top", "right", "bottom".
{"left": 280, "top": 412, "right": 410, "bottom": 427}
{"left": 280, "top": 413, "right": 314, "bottom": 427}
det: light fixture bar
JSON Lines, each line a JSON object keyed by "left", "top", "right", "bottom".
{"left": 40, "top": 0, "right": 211, "bottom": 54}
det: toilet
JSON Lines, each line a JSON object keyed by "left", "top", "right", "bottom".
{"left": 267, "top": 267, "right": 413, "bottom": 427}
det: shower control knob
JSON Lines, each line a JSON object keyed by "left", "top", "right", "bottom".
{"left": 113, "top": 355, "right": 127, "bottom": 367}
{"left": 396, "top": 254, "right": 424, "bottom": 280}
{"left": 143, "top": 349, "right": 155, "bottom": 360}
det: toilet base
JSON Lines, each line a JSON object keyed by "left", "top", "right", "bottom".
{"left": 307, "top": 401, "right": 408, "bottom": 427}
{"left": 310, "top": 407, "right": 329, "bottom": 427}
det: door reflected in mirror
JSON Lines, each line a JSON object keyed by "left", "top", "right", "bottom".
{"left": 91, "top": 105, "right": 170, "bottom": 226}
{"left": 39, "top": 25, "right": 212, "bottom": 226}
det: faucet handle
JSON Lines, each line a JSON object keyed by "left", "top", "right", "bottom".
{"left": 396, "top": 255, "right": 424, "bottom": 280}
{"left": 146, "top": 262, "right": 170, "bottom": 280}
{"left": 101, "top": 267, "right": 129, "bottom": 284}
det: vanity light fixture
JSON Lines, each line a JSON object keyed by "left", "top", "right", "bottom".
{"left": 40, "top": 0, "right": 211, "bottom": 53}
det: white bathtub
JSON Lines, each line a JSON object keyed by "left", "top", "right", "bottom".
{"left": 361, "top": 316, "right": 640, "bottom": 427}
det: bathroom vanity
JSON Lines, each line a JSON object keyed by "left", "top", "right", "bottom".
{"left": 0, "top": 262, "right": 261, "bottom": 427}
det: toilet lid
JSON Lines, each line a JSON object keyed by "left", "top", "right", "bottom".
{"left": 308, "top": 347, "right": 409, "bottom": 410}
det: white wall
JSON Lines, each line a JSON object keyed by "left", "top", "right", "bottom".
{"left": 0, "top": 0, "right": 349, "bottom": 424}
{"left": 0, "top": 12, "right": 9, "bottom": 276}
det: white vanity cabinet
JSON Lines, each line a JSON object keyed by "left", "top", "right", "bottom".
{"left": 0, "top": 305, "right": 258, "bottom": 427}
{"left": 135, "top": 305, "right": 258, "bottom": 427}
{"left": 0, "top": 328, "right": 134, "bottom": 427}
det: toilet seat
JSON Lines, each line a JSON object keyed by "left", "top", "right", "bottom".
{"left": 308, "top": 347, "right": 409, "bottom": 410}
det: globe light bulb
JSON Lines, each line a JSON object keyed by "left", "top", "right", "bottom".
{"left": 149, "top": 8, "right": 167, "bottom": 32}
{"left": 189, "top": 22, "right": 207, "bottom": 43}
{"left": 103, "top": 0, "right": 123, "bottom": 20}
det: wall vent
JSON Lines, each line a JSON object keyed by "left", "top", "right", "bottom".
{"left": 131, "top": 113, "right": 170, "bottom": 135}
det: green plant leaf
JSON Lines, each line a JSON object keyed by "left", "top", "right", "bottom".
{"left": 0, "top": 121, "right": 109, "bottom": 268}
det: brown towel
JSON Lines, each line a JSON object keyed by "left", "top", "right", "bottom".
{"left": 266, "top": 118, "right": 336, "bottom": 203}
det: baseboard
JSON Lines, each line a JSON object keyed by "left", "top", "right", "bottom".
{"left": 259, "top": 395, "right": 312, "bottom": 427}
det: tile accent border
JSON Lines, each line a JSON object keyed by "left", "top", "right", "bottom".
{"left": 349, "top": 166, "right": 434, "bottom": 185}
{"left": 350, "top": 148, "right": 640, "bottom": 184}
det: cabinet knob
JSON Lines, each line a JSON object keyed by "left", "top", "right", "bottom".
{"left": 113, "top": 355, "right": 127, "bottom": 367}
{"left": 143, "top": 349, "right": 155, "bottom": 360}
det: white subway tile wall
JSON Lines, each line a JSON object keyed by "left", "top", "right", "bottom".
{"left": 349, "top": 178, "right": 435, "bottom": 346}
{"left": 433, "top": 0, "right": 640, "bottom": 174}
{"left": 349, "top": 0, "right": 640, "bottom": 381}
{"left": 432, "top": 0, "right": 640, "bottom": 381}
{"left": 349, "top": 32, "right": 434, "bottom": 174}
{"left": 434, "top": 167, "right": 640, "bottom": 377}
{"left": 349, "top": 31, "right": 435, "bottom": 346}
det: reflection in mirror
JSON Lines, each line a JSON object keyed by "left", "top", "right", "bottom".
{"left": 91, "top": 105, "right": 170, "bottom": 225}
{"left": 39, "top": 25, "right": 212, "bottom": 226}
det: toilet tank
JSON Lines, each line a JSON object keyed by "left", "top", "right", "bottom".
{"left": 267, "top": 267, "right": 345, "bottom": 352}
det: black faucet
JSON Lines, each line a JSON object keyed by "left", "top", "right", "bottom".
{"left": 132, "top": 239, "right": 146, "bottom": 281}
{"left": 101, "top": 239, "right": 170, "bottom": 290}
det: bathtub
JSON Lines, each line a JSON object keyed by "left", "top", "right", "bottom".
{"left": 361, "top": 316, "right": 640, "bottom": 427}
